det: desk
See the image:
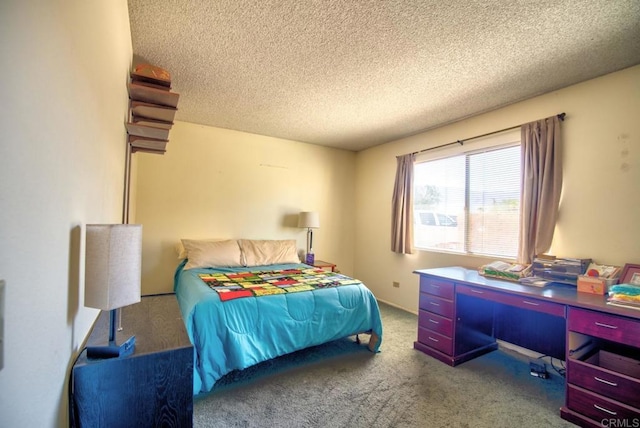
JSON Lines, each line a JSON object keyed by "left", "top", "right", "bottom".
{"left": 414, "top": 267, "right": 640, "bottom": 427}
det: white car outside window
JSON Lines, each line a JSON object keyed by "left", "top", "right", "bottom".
{"left": 414, "top": 211, "right": 462, "bottom": 250}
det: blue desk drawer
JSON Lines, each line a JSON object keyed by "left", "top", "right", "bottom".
{"left": 419, "top": 293, "right": 454, "bottom": 318}
{"left": 569, "top": 354, "right": 640, "bottom": 408}
{"left": 420, "top": 277, "right": 454, "bottom": 299}
{"left": 458, "top": 284, "right": 565, "bottom": 317}
{"left": 569, "top": 307, "right": 640, "bottom": 348}
{"left": 566, "top": 384, "right": 639, "bottom": 423}
{"left": 418, "top": 327, "right": 453, "bottom": 355}
{"left": 418, "top": 310, "right": 453, "bottom": 337}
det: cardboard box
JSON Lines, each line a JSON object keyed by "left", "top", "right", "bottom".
{"left": 577, "top": 275, "right": 616, "bottom": 295}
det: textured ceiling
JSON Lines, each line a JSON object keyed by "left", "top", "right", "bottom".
{"left": 128, "top": 0, "right": 640, "bottom": 151}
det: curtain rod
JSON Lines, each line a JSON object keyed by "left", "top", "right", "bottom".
{"left": 405, "top": 112, "right": 566, "bottom": 157}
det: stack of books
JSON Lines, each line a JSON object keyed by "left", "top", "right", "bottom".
{"left": 126, "top": 63, "right": 180, "bottom": 154}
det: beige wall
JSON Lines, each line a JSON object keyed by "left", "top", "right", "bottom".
{"left": 0, "top": 1, "right": 132, "bottom": 427}
{"left": 137, "top": 67, "right": 640, "bottom": 307}
{"left": 354, "top": 65, "right": 640, "bottom": 313}
{"left": 135, "top": 122, "right": 357, "bottom": 295}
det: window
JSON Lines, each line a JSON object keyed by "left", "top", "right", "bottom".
{"left": 413, "top": 139, "right": 521, "bottom": 258}
{"left": 419, "top": 212, "right": 436, "bottom": 226}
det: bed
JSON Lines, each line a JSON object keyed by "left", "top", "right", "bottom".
{"left": 173, "top": 238, "right": 383, "bottom": 395}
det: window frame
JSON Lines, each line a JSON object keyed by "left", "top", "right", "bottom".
{"left": 413, "top": 129, "right": 521, "bottom": 258}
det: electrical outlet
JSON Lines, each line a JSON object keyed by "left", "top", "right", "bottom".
{"left": 392, "top": 281, "right": 400, "bottom": 288}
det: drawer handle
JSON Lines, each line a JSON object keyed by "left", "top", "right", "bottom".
{"left": 594, "top": 376, "right": 618, "bottom": 387}
{"left": 428, "top": 336, "right": 439, "bottom": 343}
{"left": 522, "top": 300, "right": 540, "bottom": 306}
{"left": 431, "top": 284, "right": 440, "bottom": 288}
{"left": 430, "top": 301, "right": 440, "bottom": 306}
{"left": 595, "top": 322, "right": 618, "bottom": 329}
{"left": 470, "top": 289, "right": 484, "bottom": 294}
{"left": 429, "top": 319, "right": 440, "bottom": 325}
{"left": 593, "top": 404, "right": 617, "bottom": 416}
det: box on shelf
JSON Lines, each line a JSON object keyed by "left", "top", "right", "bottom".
{"left": 130, "top": 63, "right": 172, "bottom": 88}
{"left": 577, "top": 275, "right": 617, "bottom": 295}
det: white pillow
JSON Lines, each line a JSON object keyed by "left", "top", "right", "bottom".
{"left": 176, "top": 241, "right": 188, "bottom": 259}
{"left": 181, "top": 239, "right": 243, "bottom": 270}
{"left": 175, "top": 239, "right": 222, "bottom": 259}
{"left": 239, "top": 239, "right": 300, "bottom": 266}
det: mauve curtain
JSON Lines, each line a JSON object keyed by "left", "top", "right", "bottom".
{"left": 518, "top": 115, "right": 562, "bottom": 263}
{"left": 391, "top": 153, "right": 415, "bottom": 254}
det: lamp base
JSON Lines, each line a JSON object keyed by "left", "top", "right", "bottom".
{"left": 86, "top": 335, "right": 136, "bottom": 359}
{"left": 305, "top": 252, "right": 315, "bottom": 265}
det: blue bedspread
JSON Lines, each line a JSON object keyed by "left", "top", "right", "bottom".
{"left": 174, "top": 261, "right": 383, "bottom": 395}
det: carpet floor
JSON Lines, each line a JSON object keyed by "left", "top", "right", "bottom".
{"left": 193, "top": 302, "right": 574, "bottom": 428}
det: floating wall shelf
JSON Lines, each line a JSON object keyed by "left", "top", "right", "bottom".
{"left": 126, "top": 64, "right": 180, "bottom": 155}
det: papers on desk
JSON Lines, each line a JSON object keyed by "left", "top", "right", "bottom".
{"left": 585, "top": 262, "right": 621, "bottom": 279}
{"left": 607, "top": 301, "right": 640, "bottom": 311}
{"left": 519, "top": 277, "right": 551, "bottom": 288}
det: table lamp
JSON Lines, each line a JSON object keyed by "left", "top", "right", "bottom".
{"left": 298, "top": 211, "right": 320, "bottom": 265}
{"left": 84, "top": 224, "right": 142, "bottom": 359}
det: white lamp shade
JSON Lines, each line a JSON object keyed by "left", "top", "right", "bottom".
{"left": 84, "top": 224, "right": 142, "bottom": 311}
{"left": 298, "top": 211, "right": 320, "bottom": 229}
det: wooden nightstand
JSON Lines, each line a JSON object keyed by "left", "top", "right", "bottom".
{"left": 71, "top": 295, "right": 193, "bottom": 427}
{"left": 312, "top": 260, "right": 337, "bottom": 272}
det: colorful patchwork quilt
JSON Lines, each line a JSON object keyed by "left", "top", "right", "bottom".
{"left": 198, "top": 268, "right": 361, "bottom": 301}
